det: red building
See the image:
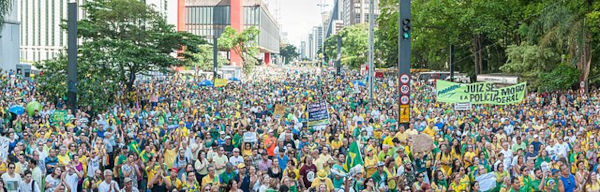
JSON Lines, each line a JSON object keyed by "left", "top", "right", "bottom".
{"left": 177, "top": 0, "right": 280, "bottom": 66}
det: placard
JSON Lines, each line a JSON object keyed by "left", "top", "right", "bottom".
{"left": 274, "top": 104, "right": 286, "bottom": 118}
{"left": 307, "top": 102, "right": 330, "bottom": 127}
{"left": 436, "top": 80, "right": 527, "bottom": 105}
{"left": 0, "top": 137, "right": 10, "bottom": 160}
{"left": 454, "top": 102, "right": 472, "bottom": 111}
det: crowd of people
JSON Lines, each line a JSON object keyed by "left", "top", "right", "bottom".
{"left": 1, "top": 65, "right": 600, "bottom": 192}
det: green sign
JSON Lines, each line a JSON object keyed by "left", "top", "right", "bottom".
{"left": 436, "top": 80, "right": 527, "bottom": 105}
{"left": 51, "top": 110, "right": 67, "bottom": 124}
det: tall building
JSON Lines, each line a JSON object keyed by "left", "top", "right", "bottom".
{"left": 308, "top": 33, "right": 313, "bottom": 59}
{"left": 342, "top": 0, "right": 379, "bottom": 26}
{"left": 300, "top": 41, "right": 306, "bottom": 59}
{"left": 313, "top": 26, "right": 323, "bottom": 56}
{"left": 0, "top": 0, "right": 19, "bottom": 72}
{"left": 18, "top": 0, "right": 177, "bottom": 63}
{"left": 182, "top": 0, "right": 280, "bottom": 66}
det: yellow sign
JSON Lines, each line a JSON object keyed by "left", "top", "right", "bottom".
{"left": 400, "top": 104, "right": 409, "bottom": 123}
{"left": 214, "top": 78, "right": 228, "bottom": 87}
{"left": 274, "top": 104, "right": 286, "bottom": 117}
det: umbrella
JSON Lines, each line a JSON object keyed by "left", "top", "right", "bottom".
{"left": 198, "top": 80, "right": 214, "bottom": 87}
{"left": 26, "top": 101, "right": 42, "bottom": 116}
{"left": 9, "top": 105, "right": 25, "bottom": 115}
{"left": 228, "top": 77, "right": 241, "bottom": 81}
{"left": 352, "top": 80, "right": 366, "bottom": 87}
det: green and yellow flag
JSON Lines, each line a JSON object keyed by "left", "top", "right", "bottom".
{"left": 344, "top": 141, "right": 364, "bottom": 172}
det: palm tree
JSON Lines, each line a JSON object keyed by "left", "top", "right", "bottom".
{"left": 529, "top": 0, "right": 593, "bottom": 89}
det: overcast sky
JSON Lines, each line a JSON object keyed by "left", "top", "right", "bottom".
{"left": 276, "top": 0, "right": 333, "bottom": 47}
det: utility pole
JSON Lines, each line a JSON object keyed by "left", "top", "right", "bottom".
{"left": 336, "top": 35, "right": 342, "bottom": 76}
{"left": 213, "top": 36, "right": 218, "bottom": 81}
{"left": 67, "top": 2, "right": 78, "bottom": 112}
{"left": 368, "top": 0, "right": 374, "bottom": 109}
{"left": 450, "top": 45, "right": 454, "bottom": 82}
{"left": 398, "top": 0, "right": 411, "bottom": 126}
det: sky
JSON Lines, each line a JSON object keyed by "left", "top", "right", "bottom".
{"left": 274, "top": 0, "right": 333, "bottom": 47}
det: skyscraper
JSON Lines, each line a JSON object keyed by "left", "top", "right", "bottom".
{"left": 0, "top": 0, "right": 19, "bottom": 72}
{"left": 18, "top": 0, "right": 177, "bottom": 63}
{"left": 300, "top": 41, "right": 306, "bottom": 59}
{"left": 308, "top": 33, "right": 314, "bottom": 59}
{"left": 341, "top": 0, "right": 379, "bottom": 26}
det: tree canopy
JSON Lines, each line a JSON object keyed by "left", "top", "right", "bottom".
{"left": 36, "top": 0, "right": 206, "bottom": 112}
{"left": 280, "top": 44, "right": 299, "bottom": 64}
{"left": 325, "top": 0, "right": 600, "bottom": 91}
{"left": 218, "top": 26, "right": 260, "bottom": 74}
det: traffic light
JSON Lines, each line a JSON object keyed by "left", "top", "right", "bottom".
{"left": 402, "top": 18, "right": 411, "bottom": 39}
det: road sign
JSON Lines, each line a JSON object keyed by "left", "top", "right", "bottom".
{"left": 400, "top": 84, "right": 410, "bottom": 94}
{"left": 400, "top": 95, "right": 410, "bottom": 104}
{"left": 454, "top": 103, "right": 472, "bottom": 111}
{"left": 400, "top": 74, "right": 410, "bottom": 84}
{"left": 400, "top": 104, "right": 409, "bottom": 123}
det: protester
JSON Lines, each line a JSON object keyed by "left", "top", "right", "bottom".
{"left": 2, "top": 66, "right": 600, "bottom": 192}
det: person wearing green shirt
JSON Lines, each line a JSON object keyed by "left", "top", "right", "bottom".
{"left": 377, "top": 145, "right": 394, "bottom": 161}
{"left": 370, "top": 162, "right": 388, "bottom": 188}
{"left": 528, "top": 168, "right": 546, "bottom": 192}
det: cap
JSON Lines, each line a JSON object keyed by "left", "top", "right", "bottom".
{"left": 237, "top": 163, "right": 246, "bottom": 169}
{"left": 225, "top": 136, "right": 231, "bottom": 139}
{"left": 124, "top": 178, "right": 132, "bottom": 183}
{"left": 377, "top": 162, "right": 385, "bottom": 167}
{"left": 219, "top": 131, "right": 225, "bottom": 135}
{"left": 551, "top": 169, "right": 559, "bottom": 174}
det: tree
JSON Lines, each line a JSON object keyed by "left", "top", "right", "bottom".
{"left": 185, "top": 44, "right": 227, "bottom": 72}
{"left": 36, "top": 0, "right": 205, "bottom": 111}
{"left": 323, "top": 24, "right": 368, "bottom": 69}
{"left": 500, "top": 43, "right": 560, "bottom": 89}
{"left": 218, "top": 26, "right": 260, "bottom": 74}
{"left": 280, "top": 44, "right": 299, "bottom": 64}
{"left": 0, "top": 0, "right": 11, "bottom": 29}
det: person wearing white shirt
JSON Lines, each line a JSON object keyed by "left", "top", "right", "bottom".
{"left": 2, "top": 163, "right": 22, "bottom": 192}
{"left": 500, "top": 143, "right": 513, "bottom": 170}
{"left": 229, "top": 148, "right": 244, "bottom": 166}
{"left": 65, "top": 164, "right": 83, "bottom": 192}
{"left": 98, "top": 169, "right": 120, "bottom": 192}
{"left": 19, "top": 170, "right": 41, "bottom": 192}
{"left": 120, "top": 178, "right": 139, "bottom": 192}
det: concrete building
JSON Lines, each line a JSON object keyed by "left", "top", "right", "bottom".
{"left": 18, "top": 0, "right": 177, "bottom": 64}
{"left": 342, "top": 0, "right": 379, "bottom": 26}
{"left": 0, "top": 0, "right": 19, "bottom": 72}
{"left": 300, "top": 41, "right": 306, "bottom": 59}
{"left": 181, "top": 0, "right": 281, "bottom": 66}
{"left": 313, "top": 26, "right": 323, "bottom": 57}
{"left": 308, "top": 33, "right": 313, "bottom": 59}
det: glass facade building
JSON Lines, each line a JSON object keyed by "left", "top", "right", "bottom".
{"left": 185, "top": 4, "right": 280, "bottom": 54}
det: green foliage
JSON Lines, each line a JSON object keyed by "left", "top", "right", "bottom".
{"left": 280, "top": 44, "right": 299, "bottom": 64}
{"left": 37, "top": 0, "right": 206, "bottom": 112}
{"left": 185, "top": 44, "right": 227, "bottom": 71}
{"left": 0, "top": 0, "right": 10, "bottom": 30}
{"left": 538, "top": 64, "right": 580, "bottom": 92}
{"left": 500, "top": 43, "right": 560, "bottom": 89}
{"left": 35, "top": 55, "right": 119, "bottom": 112}
{"left": 323, "top": 24, "right": 368, "bottom": 69}
{"left": 218, "top": 26, "right": 260, "bottom": 74}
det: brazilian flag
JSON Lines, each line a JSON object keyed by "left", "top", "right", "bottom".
{"left": 343, "top": 141, "right": 364, "bottom": 172}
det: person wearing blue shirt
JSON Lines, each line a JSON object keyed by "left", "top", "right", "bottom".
{"left": 44, "top": 149, "right": 58, "bottom": 174}
{"left": 277, "top": 149, "right": 289, "bottom": 171}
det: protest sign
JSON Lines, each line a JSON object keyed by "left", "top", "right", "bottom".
{"left": 410, "top": 134, "right": 434, "bottom": 153}
{"left": 436, "top": 80, "right": 527, "bottom": 105}
{"left": 274, "top": 104, "right": 286, "bottom": 118}
{"left": 214, "top": 78, "right": 228, "bottom": 87}
{"left": 454, "top": 102, "right": 472, "bottom": 111}
{"left": 0, "top": 136, "right": 9, "bottom": 160}
{"left": 475, "top": 172, "right": 497, "bottom": 191}
{"left": 51, "top": 110, "right": 67, "bottom": 123}
{"left": 307, "top": 102, "right": 330, "bottom": 127}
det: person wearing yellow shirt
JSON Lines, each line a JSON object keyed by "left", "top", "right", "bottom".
{"left": 57, "top": 147, "right": 71, "bottom": 166}
{"left": 163, "top": 142, "right": 177, "bottom": 169}
{"left": 310, "top": 170, "right": 334, "bottom": 191}
{"left": 364, "top": 149, "right": 378, "bottom": 176}
{"left": 330, "top": 137, "right": 343, "bottom": 150}
{"left": 166, "top": 168, "right": 183, "bottom": 190}
{"left": 201, "top": 166, "right": 219, "bottom": 189}
{"left": 423, "top": 125, "right": 437, "bottom": 138}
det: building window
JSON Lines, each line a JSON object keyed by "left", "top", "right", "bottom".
{"left": 52, "top": 0, "right": 55, "bottom": 46}
{"left": 60, "top": 0, "right": 63, "bottom": 46}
